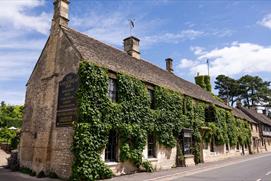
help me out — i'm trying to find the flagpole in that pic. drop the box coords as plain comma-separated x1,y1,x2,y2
207,59,210,76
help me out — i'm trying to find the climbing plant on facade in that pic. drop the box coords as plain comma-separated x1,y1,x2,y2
72,61,253,181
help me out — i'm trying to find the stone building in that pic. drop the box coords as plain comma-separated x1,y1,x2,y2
237,106,271,152
19,0,271,180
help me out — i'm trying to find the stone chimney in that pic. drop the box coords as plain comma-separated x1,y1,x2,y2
236,100,242,108
165,58,173,73
123,36,140,59
51,0,70,31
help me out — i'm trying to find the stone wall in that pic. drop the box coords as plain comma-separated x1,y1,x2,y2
19,27,80,179
203,144,248,163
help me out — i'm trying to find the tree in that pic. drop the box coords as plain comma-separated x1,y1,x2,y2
0,101,24,128
239,75,271,107
214,75,271,107
214,75,241,106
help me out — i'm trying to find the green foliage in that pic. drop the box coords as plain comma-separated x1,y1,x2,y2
72,61,253,180
142,161,154,172
72,62,113,181
215,74,271,107
0,128,16,144
154,87,186,147
195,75,212,92
0,101,23,128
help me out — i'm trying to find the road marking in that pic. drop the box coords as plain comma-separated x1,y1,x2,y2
266,171,271,176
144,153,271,181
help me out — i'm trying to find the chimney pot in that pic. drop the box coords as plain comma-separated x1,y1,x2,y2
123,36,140,59
236,100,242,108
165,58,173,73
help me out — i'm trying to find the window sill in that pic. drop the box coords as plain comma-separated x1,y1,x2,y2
147,158,158,162
184,154,194,158
105,162,119,166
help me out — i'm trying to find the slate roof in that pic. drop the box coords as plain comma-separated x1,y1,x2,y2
62,27,230,109
238,107,271,126
232,108,256,124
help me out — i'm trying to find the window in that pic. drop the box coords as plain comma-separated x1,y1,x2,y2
210,139,215,152
148,134,156,158
105,131,117,162
226,143,229,151
204,141,208,150
108,78,117,102
148,89,155,109
182,130,193,155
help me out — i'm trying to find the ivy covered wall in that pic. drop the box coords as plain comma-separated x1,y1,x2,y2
71,61,251,181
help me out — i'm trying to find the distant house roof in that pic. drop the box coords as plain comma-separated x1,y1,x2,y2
232,108,256,124
62,27,230,109
238,107,271,126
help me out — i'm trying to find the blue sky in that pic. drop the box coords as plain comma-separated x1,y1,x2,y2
0,0,271,105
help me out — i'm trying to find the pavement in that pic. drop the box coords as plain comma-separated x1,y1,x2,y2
0,167,59,181
108,152,271,181
0,152,271,181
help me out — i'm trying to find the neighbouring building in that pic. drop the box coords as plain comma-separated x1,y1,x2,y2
18,0,271,180
237,105,271,152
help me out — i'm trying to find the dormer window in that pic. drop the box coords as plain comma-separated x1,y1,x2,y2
108,78,117,102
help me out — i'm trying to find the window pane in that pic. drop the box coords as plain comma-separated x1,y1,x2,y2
148,89,154,109
108,79,117,102
105,131,117,162
148,134,156,158
183,137,192,155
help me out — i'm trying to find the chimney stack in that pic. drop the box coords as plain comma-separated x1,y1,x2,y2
236,100,242,108
51,0,70,30
123,36,140,59
165,58,173,73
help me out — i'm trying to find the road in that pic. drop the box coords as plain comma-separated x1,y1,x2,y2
0,153,271,181
171,153,271,181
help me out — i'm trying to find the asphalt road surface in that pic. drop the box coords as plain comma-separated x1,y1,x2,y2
172,154,271,181
0,153,271,181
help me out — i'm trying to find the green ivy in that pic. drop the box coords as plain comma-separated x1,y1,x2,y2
195,75,212,92
72,61,252,180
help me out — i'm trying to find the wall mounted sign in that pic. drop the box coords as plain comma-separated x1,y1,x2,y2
56,73,79,127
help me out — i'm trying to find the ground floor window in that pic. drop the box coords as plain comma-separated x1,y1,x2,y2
204,141,208,150
148,134,156,158
236,142,240,150
105,130,117,162
182,129,193,155
210,139,215,152
226,143,229,151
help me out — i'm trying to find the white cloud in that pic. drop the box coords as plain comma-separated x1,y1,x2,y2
0,90,25,105
71,11,165,48
178,42,271,77
0,51,40,81
259,13,271,29
0,0,50,34
178,58,197,69
190,46,206,55
142,29,204,46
